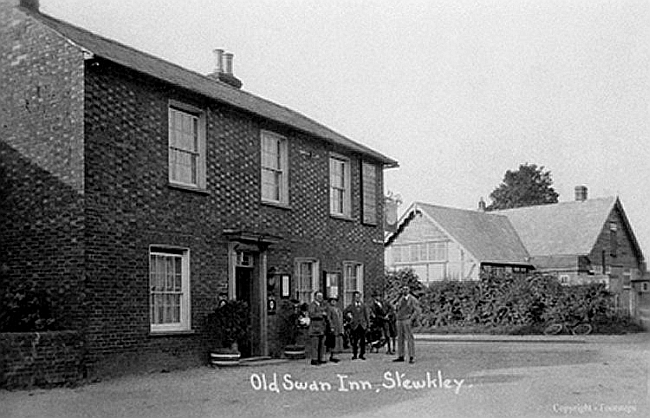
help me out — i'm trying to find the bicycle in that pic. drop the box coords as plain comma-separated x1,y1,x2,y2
543,320,593,336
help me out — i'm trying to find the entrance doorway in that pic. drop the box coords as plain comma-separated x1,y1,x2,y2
226,234,276,358
235,266,254,357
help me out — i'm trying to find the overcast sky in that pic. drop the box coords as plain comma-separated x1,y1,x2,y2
41,0,650,257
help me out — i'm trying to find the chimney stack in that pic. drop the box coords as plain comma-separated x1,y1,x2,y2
206,49,242,89
575,185,588,202
19,0,39,11
478,197,486,212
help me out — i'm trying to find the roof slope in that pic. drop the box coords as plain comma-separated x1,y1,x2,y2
27,8,397,167
415,203,531,265
496,197,616,257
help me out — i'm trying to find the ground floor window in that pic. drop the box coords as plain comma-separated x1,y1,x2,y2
343,262,364,306
149,247,191,332
295,259,320,304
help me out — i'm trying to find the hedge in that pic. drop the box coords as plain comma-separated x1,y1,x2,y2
385,269,618,332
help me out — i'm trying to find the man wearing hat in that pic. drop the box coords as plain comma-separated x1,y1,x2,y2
370,291,392,354
308,291,328,365
343,291,370,360
324,296,343,363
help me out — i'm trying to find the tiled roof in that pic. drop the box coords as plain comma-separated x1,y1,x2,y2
388,196,644,271
414,203,531,265
27,9,397,167
496,197,616,257
529,255,579,271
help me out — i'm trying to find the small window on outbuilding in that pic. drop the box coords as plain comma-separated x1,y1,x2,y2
609,221,618,257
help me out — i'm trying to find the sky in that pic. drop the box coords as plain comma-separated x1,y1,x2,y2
40,0,650,257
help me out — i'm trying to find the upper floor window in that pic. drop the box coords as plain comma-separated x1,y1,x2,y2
149,247,191,333
261,131,288,204
361,162,377,225
609,221,618,257
168,102,206,189
330,155,351,217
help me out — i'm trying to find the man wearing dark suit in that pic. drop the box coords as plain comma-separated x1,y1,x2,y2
308,291,327,365
343,291,370,360
370,291,391,353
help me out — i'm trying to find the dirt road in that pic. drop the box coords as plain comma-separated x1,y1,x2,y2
1,333,648,418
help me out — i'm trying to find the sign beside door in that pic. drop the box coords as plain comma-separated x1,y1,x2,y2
325,272,340,299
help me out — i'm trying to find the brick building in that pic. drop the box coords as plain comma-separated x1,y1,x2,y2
0,0,397,376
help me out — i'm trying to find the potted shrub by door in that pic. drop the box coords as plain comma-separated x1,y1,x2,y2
278,300,307,359
207,299,250,367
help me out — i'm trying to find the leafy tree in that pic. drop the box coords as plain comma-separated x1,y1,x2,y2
486,163,559,211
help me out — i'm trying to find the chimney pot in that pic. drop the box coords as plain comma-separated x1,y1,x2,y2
223,52,234,75
213,49,224,73
575,185,588,202
478,197,486,212
207,49,242,89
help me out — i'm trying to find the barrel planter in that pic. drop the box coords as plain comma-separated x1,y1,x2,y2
210,349,241,367
284,344,306,360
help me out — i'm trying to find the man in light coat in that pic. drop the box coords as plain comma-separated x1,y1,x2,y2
308,291,328,365
392,285,420,364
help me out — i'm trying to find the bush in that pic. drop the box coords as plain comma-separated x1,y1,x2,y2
0,281,59,332
277,299,302,347
206,300,250,349
388,269,635,335
384,268,425,303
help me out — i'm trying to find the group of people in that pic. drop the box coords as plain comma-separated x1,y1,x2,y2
306,285,419,366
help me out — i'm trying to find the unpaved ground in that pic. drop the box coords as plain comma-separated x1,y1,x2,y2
1,333,648,418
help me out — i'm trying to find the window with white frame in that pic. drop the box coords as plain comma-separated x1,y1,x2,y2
149,247,191,332
330,155,351,217
343,262,364,306
168,102,206,189
392,242,448,263
295,259,320,304
361,162,377,224
261,131,288,204
623,268,631,288
392,246,402,263
428,242,448,261
559,274,570,285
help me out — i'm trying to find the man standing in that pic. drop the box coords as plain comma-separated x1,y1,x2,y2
308,291,328,366
393,285,419,364
370,291,390,353
325,296,343,363
343,291,370,360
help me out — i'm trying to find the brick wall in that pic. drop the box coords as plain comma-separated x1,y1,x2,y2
0,331,85,388
1,1,388,378
0,2,87,330
587,204,644,315
588,204,643,276
81,59,385,373
636,290,650,330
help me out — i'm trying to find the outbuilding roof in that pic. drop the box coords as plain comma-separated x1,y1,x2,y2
25,7,397,167
386,196,645,268
388,202,532,266
496,197,617,257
